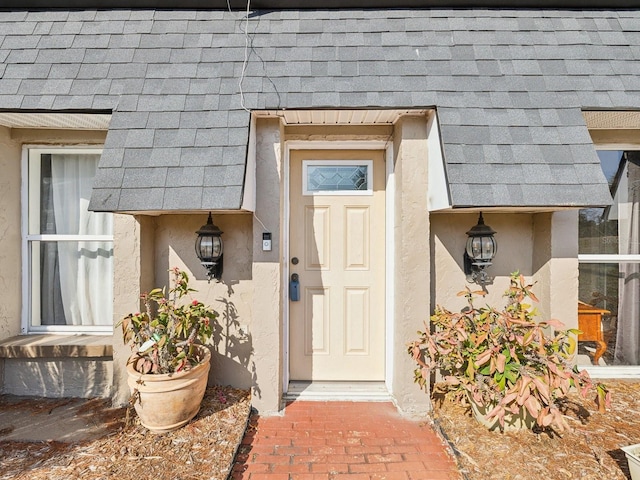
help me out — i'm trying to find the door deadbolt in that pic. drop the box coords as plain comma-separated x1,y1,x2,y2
291,257,299,265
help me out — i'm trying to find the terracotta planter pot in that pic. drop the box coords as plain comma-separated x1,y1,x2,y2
127,346,211,434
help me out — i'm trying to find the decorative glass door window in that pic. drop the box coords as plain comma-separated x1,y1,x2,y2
23,148,114,333
302,160,373,195
578,150,640,366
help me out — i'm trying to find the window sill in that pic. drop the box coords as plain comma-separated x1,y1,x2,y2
0,335,113,359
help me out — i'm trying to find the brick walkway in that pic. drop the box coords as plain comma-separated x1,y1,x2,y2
232,401,462,479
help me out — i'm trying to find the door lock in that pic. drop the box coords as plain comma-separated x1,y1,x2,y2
290,273,300,301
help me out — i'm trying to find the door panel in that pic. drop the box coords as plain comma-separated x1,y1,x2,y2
345,206,369,270
289,149,385,381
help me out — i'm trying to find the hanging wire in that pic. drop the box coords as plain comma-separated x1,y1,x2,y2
253,212,268,231
238,0,252,113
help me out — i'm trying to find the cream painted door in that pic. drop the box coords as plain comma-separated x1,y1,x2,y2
289,150,385,381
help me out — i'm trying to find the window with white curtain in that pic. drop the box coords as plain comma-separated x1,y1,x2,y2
23,148,113,333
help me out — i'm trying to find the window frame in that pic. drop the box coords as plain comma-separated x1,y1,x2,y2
21,146,113,334
578,144,640,376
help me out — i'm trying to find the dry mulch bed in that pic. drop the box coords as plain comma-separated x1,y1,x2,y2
1,381,639,479
433,379,640,480
0,386,251,480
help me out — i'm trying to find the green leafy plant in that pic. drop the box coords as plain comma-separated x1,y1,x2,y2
121,267,218,375
409,272,610,431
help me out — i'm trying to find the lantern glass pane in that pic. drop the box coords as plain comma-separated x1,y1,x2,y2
481,237,496,260
467,236,496,262
198,236,213,259
197,235,222,261
212,237,222,258
466,237,481,259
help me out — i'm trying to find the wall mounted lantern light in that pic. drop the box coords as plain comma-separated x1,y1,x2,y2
463,212,497,287
195,212,224,282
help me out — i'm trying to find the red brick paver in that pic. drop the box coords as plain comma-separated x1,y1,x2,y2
232,401,461,480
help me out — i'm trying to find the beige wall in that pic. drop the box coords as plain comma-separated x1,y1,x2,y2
111,212,257,405
251,118,284,414
111,214,155,405
4,358,112,398
154,214,256,389
0,127,22,341
431,213,534,311
533,211,579,331
391,115,432,416
431,210,579,334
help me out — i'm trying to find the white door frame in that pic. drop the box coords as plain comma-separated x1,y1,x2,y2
282,140,395,394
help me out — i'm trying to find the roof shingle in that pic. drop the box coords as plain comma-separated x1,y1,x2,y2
1,8,636,211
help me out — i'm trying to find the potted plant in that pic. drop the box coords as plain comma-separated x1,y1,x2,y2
121,267,218,434
409,272,610,432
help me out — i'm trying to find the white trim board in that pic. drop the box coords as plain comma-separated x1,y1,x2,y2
284,381,391,402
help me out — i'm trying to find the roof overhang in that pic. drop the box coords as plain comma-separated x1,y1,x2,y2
256,109,431,126
583,111,640,130
0,112,111,130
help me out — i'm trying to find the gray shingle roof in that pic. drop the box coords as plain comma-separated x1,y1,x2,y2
1,9,638,211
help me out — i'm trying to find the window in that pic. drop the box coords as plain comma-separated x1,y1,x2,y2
303,160,373,195
23,148,113,333
579,150,640,366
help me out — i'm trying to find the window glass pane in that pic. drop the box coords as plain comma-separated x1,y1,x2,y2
307,165,368,192
27,149,114,331
34,240,114,327
38,153,113,236
578,263,640,366
579,151,624,254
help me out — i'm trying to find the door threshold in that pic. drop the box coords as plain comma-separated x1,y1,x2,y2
284,381,391,402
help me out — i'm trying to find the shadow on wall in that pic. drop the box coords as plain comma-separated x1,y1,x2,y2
209,282,260,399
152,214,258,396
431,213,535,277
190,214,253,284
3,358,113,398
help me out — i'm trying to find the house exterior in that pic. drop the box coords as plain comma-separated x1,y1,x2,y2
0,4,638,415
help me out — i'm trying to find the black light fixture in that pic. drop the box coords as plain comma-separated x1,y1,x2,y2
195,212,224,282
464,212,497,287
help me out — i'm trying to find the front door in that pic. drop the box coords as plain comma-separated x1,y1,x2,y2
289,149,385,381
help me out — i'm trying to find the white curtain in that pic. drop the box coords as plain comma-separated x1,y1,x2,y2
51,154,113,326
614,153,640,365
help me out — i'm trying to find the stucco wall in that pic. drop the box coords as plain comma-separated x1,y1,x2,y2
3,358,112,398
533,211,579,331
431,210,579,333
251,118,284,414
0,127,22,341
152,213,256,391
391,115,432,417
111,214,156,405
111,211,259,405
431,213,534,311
